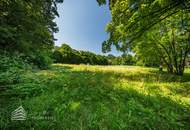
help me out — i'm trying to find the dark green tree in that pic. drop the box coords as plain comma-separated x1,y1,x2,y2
53,44,109,65
0,0,63,68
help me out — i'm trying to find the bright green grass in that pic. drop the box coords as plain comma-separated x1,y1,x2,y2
1,64,190,130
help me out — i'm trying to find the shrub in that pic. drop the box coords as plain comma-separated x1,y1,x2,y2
28,50,53,69
0,51,31,86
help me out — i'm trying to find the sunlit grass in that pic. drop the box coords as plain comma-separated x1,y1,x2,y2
1,64,190,129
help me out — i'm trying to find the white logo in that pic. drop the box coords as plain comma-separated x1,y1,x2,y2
11,106,26,121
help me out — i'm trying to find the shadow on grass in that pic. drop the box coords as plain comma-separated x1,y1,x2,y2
183,71,190,82
1,65,190,130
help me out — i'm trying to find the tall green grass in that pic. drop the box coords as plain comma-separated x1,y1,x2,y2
0,64,190,130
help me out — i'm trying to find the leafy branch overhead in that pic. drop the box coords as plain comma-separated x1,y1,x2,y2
96,0,107,6
103,0,190,47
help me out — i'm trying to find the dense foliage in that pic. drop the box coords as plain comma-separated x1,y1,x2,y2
0,51,32,94
107,0,190,42
53,44,109,65
140,14,190,75
101,0,190,75
0,0,63,68
107,54,136,65
52,44,136,65
133,40,160,67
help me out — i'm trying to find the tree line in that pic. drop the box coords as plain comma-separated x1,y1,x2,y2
52,44,136,65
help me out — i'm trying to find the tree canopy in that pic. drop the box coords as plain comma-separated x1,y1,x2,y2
53,44,109,65
100,0,190,75
102,0,190,48
53,44,136,65
0,0,63,68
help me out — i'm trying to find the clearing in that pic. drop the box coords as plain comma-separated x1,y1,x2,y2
1,64,190,129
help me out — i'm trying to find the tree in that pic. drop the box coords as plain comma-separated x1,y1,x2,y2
100,0,190,51
121,53,136,65
105,0,190,43
134,14,190,75
53,44,74,63
100,0,190,75
133,33,161,67
53,44,109,65
0,0,63,68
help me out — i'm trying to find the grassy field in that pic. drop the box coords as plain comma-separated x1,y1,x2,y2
1,64,190,130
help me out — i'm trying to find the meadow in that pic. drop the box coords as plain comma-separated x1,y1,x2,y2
1,64,190,130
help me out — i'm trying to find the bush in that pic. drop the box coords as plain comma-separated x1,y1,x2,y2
0,51,31,86
28,50,53,69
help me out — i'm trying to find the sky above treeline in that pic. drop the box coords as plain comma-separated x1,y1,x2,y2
54,0,121,56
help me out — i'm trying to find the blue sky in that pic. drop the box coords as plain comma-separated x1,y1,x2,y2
54,0,121,56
